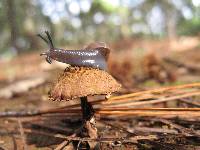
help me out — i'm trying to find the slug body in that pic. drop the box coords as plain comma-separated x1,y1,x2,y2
38,31,110,70
49,48,109,70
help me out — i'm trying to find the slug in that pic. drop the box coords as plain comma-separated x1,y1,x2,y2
38,31,110,70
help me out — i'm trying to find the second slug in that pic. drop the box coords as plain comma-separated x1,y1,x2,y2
38,31,110,70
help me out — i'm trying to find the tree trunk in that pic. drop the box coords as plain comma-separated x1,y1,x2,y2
6,0,19,54
166,9,177,41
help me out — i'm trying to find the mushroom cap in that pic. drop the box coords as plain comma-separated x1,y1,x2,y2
49,67,121,100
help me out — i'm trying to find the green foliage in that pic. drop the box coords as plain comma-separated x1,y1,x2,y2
178,17,200,36
91,0,118,14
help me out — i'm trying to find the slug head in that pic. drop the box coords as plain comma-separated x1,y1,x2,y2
38,31,54,64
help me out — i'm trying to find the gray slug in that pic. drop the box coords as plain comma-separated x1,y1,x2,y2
38,31,110,70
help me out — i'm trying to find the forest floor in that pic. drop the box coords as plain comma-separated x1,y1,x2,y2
0,36,200,149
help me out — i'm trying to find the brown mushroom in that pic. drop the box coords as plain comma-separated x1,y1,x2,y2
50,67,121,101
49,67,121,149
48,43,121,149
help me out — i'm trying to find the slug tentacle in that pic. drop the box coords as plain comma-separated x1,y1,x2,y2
44,31,54,49
38,31,54,64
37,34,49,44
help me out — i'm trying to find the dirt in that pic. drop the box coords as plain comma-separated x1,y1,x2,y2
0,38,200,149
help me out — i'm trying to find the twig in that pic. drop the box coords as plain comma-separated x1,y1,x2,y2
107,91,200,107
97,108,200,111
0,109,80,117
17,119,27,150
1,108,200,118
96,89,199,107
97,110,200,117
99,95,156,105
108,82,200,101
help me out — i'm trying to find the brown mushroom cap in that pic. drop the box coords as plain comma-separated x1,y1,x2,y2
49,67,121,100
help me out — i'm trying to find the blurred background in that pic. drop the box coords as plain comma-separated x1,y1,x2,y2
1,1,200,149
1,0,200,56
0,0,200,89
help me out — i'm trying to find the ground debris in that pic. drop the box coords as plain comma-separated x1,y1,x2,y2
1,114,200,149
0,46,200,149
0,77,46,99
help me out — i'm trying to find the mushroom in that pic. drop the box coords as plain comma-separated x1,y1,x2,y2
50,67,121,101
49,67,121,149
38,32,121,149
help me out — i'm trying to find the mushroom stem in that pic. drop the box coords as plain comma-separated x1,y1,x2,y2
80,96,94,120
80,96,98,149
